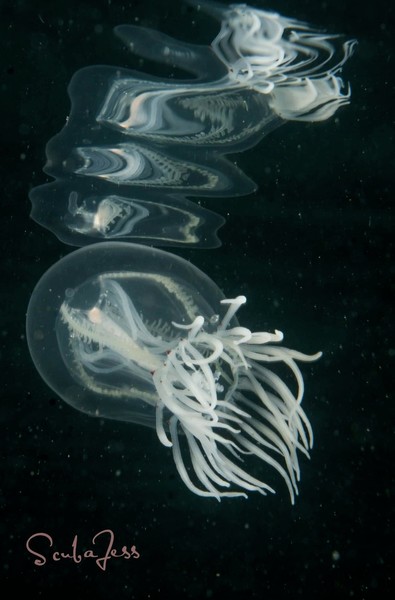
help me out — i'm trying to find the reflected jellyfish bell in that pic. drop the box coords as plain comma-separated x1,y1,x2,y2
27,242,321,502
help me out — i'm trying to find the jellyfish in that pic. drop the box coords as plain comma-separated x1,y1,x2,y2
27,243,321,501
29,1,355,247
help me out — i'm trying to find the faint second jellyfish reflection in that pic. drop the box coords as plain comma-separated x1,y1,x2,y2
27,243,321,501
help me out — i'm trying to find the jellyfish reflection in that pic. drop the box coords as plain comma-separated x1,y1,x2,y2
27,243,321,501
29,183,225,248
29,1,355,247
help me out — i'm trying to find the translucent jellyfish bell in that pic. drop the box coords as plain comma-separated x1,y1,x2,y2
27,243,321,501
27,243,225,427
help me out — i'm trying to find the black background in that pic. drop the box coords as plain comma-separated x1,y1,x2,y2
1,0,394,597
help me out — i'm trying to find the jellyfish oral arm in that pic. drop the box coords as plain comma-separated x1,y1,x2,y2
60,301,162,373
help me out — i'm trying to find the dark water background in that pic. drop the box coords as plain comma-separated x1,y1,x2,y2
1,0,394,597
